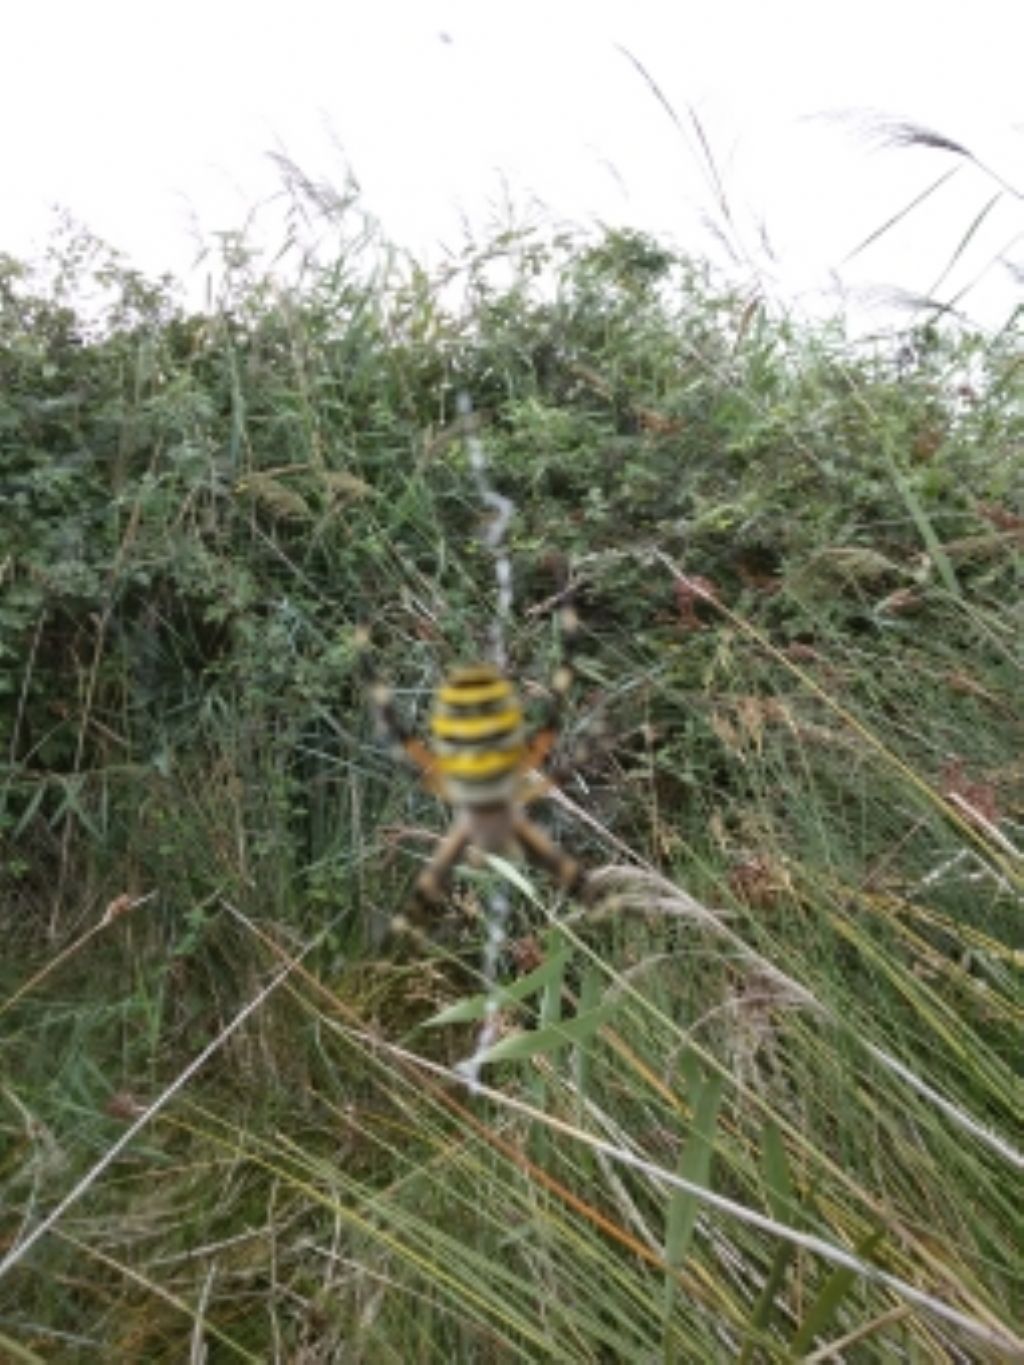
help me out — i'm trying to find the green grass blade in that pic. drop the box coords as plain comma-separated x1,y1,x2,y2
663,1071,726,1331
788,1227,886,1356
479,1001,619,1063
424,944,571,1025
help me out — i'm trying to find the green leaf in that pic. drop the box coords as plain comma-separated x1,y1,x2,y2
788,1226,886,1355
663,1071,725,1332
481,853,541,903
760,1120,796,1224
665,1072,725,1270
736,1119,805,1361
880,436,961,598
677,1047,703,1101
738,1243,797,1365
424,945,571,1026
476,1001,619,1063
539,926,566,1028
13,780,48,839
49,775,101,840
573,965,603,1096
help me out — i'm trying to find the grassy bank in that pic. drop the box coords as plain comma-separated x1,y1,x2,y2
1,201,1021,1361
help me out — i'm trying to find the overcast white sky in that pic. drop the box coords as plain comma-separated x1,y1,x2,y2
4,0,1022,330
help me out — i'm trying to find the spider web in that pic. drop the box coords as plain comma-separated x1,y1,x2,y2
455,389,515,1088
458,390,514,668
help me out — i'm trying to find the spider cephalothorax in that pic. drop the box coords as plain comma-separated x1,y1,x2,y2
373,610,589,913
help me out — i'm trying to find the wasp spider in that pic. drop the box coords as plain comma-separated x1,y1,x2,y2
372,608,590,914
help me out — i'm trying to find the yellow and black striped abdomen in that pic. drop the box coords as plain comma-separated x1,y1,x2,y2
429,664,526,806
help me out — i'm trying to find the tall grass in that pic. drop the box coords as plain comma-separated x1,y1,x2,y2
1,181,1021,1361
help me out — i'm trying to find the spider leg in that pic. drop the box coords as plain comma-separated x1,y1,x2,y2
521,728,557,773
512,813,590,902
515,768,553,808
412,812,474,912
546,604,581,725
371,683,447,796
519,604,582,784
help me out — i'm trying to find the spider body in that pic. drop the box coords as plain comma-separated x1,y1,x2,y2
429,664,527,807
373,611,589,914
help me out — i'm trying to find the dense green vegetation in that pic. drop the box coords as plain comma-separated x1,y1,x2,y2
1,200,1021,1361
